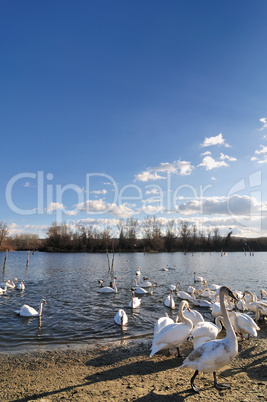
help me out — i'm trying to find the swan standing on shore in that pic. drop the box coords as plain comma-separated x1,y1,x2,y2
150,300,193,357
15,299,47,317
177,286,238,393
189,316,224,349
228,311,260,339
243,290,267,313
152,312,174,339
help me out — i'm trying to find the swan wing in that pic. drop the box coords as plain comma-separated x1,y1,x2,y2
16,304,38,316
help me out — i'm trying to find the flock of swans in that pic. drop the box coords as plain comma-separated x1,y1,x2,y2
0,277,46,317
98,268,266,393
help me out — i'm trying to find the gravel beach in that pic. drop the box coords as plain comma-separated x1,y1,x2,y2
1,321,266,402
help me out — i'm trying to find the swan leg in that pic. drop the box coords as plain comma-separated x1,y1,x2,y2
213,372,230,390
191,370,201,393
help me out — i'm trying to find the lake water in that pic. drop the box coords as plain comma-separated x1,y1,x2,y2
0,250,266,353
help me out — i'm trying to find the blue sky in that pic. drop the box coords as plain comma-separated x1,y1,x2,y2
1,1,267,238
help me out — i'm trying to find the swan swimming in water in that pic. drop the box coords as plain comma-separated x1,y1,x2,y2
194,272,205,283
16,280,25,291
0,282,9,294
128,291,141,309
164,289,175,309
176,286,238,393
15,299,47,317
98,277,117,293
114,309,128,327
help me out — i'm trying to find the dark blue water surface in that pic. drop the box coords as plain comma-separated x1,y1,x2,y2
0,251,265,352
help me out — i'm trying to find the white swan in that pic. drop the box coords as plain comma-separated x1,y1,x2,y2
7,278,18,288
138,277,153,288
150,300,193,357
228,311,260,339
260,289,267,298
152,312,174,340
136,266,141,276
1,278,18,289
15,299,47,317
128,291,141,309
169,281,181,291
0,282,9,294
16,280,25,291
190,291,213,308
183,308,204,328
176,286,238,393
131,279,155,294
210,293,234,318
98,277,117,293
255,304,267,321
198,282,216,300
187,285,195,294
189,316,224,349
194,272,205,283
243,290,267,313
176,283,194,301
114,309,128,327
164,289,175,309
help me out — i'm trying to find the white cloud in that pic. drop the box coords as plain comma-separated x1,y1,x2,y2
198,156,229,170
177,195,263,217
255,145,267,155
75,199,134,218
177,160,194,176
251,145,267,163
135,171,166,182
219,153,237,162
201,133,230,148
47,202,65,212
91,189,108,194
200,151,211,156
135,160,193,182
146,187,160,195
259,117,267,131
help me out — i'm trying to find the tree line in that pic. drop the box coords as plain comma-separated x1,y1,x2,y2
1,219,267,253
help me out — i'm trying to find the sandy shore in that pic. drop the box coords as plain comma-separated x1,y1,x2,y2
1,323,266,402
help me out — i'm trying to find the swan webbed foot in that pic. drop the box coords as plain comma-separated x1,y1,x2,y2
191,370,201,393
213,372,230,390
191,382,201,393
215,382,230,390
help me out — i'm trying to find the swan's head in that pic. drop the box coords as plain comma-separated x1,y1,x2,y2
14,278,18,281
41,299,47,305
220,286,238,301
184,300,190,312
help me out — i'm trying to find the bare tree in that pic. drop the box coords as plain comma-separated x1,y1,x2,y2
0,222,8,248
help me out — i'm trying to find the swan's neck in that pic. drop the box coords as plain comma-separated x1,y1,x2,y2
214,315,223,332
38,302,44,316
244,290,254,303
178,302,193,330
220,291,236,340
